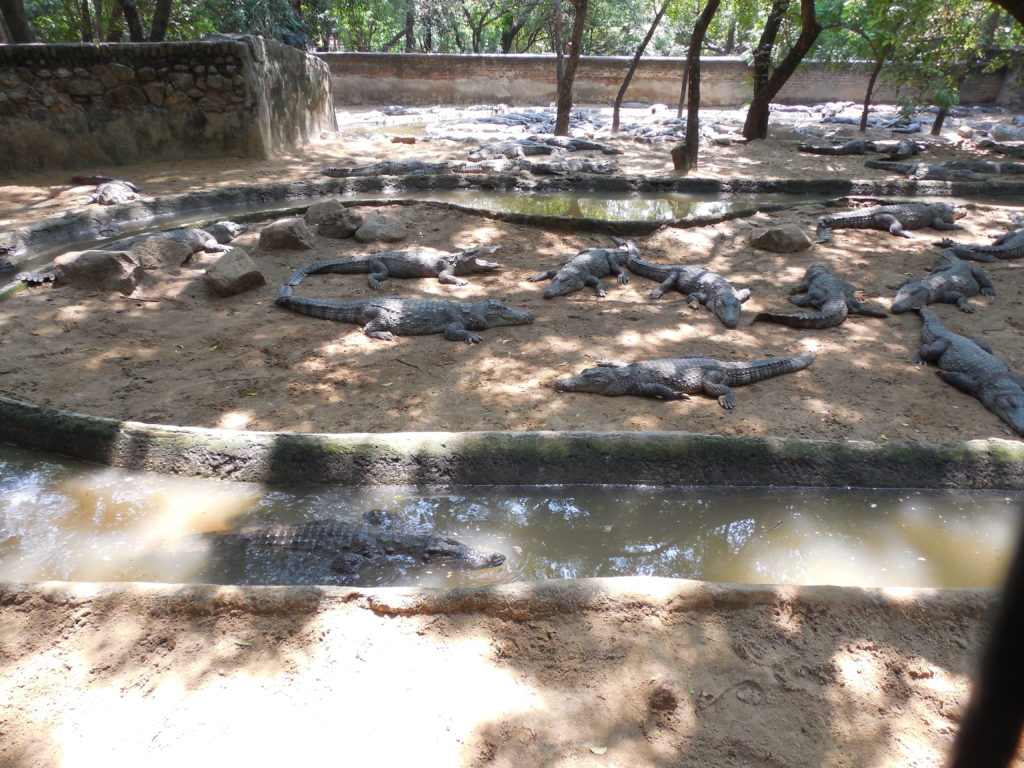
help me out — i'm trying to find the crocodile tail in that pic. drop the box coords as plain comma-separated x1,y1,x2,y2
303,258,370,276
276,293,362,323
726,352,817,385
751,308,844,329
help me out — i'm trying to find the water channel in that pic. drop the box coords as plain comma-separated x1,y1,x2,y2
1,444,1019,590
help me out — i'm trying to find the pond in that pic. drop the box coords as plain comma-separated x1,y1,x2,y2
1,444,1019,590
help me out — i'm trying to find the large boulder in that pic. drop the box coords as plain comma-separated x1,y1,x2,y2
258,217,315,250
750,225,812,253
52,250,142,295
205,247,267,297
304,199,345,226
129,236,193,269
354,215,408,244
317,208,364,239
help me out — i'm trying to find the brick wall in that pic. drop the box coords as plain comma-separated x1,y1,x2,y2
0,36,336,176
319,53,1006,108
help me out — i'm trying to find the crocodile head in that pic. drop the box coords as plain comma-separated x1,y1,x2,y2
419,533,506,569
706,293,743,328
936,203,968,223
455,248,503,275
543,272,584,297
480,299,534,327
980,378,1024,437
554,366,628,396
891,284,929,314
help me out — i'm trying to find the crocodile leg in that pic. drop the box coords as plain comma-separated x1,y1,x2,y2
734,288,751,303
700,370,734,409
849,300,888,318
650,274,679,299
936,370,983,396
934,292,975,313
367,260,390,290
916,339,951,363
605,254,629,284
443,323,483,343
973,269,996,297
527,269,558,283
362,313,396,340
584,275,608,297
436,268,469,286
874,213,914,238
930,217,963,232
685,291,705,310
634,383,691,400
788,294,814,307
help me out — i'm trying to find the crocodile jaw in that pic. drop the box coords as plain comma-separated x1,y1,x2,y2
982,382,1024,437
554,367,624,395
891,287,928,314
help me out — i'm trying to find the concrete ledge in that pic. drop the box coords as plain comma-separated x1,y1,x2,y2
2,395,1023,489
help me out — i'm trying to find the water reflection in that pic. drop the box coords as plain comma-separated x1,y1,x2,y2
0,445,1019,589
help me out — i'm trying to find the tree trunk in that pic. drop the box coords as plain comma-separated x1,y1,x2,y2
118,0,145,41
554,0,587,136
674,0,721,173
0,0,35,42
0,10,9,42
79,0,93,40
990,0,1024,28
553,0,565,88
405,0,415,52
148,0,172,41
106,4,124,41
381,28,406,51
930,106,948,136
742,0,821,141
676,62,688,118
91,0,104,41
611,1,668,133
859,46,890,133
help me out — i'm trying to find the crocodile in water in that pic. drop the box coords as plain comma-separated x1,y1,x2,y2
276,286,533,342
752,265,887,329
621,242,750,328
554,350,816,409
203,518,506,580
528,243,629,297
816,201,966,243
915,307,1024,436
891,250,995,313
286,246,502,289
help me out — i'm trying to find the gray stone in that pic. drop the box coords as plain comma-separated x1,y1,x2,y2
354,215,407,244
65,79,104,97
110,63,135,82
130,237,194,269
52,250,142,295
992,124,1024,142
318,208,364,239
205,247,267,296
750,224,813,253
304,199,345,225
258,217,315,250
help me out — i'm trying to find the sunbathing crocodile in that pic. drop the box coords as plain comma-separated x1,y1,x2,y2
935,228,1024,262
276,286,533,342
816,201,966,243
863,159,987,181
915,307,1024,436
287,246,502,289
554,350,816,409
85,179,140,205
203,518,506,580
622,245,750,328
878,138,922,161
752,265,887,329
797,139,875,155
528,243,629,297
321,159,453,177
103,221,244,259
891,250,995,313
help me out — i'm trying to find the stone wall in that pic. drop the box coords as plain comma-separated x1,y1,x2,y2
320,52,1006,108
0,36,336,176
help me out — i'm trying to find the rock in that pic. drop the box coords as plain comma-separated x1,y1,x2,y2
992,124,1024,142
205,247,266,296
957,125,975,139
354,215,407,244
258,217,315,250
304,199,345,226
129,237,193,269
318,208,364,239
750,224,812,253
52,250,142,295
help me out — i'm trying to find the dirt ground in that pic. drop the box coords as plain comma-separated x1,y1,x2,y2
2,104,1024,768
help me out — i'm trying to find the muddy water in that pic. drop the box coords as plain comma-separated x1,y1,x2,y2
0,445,1019,590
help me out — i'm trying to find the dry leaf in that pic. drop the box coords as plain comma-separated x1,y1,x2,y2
590,747,607,755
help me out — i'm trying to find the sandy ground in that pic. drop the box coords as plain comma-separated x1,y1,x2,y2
2,104,1024,768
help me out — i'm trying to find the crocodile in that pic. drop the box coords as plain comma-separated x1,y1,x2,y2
528,135,624,155
879,138,922,161
891,250,995,313
797,138,875,155
203,518,506,580
915,307,1024,436
935,228,1024,263
863,159,987,181
816,201,966,243
276,287,533,342
86,179,140,205
752,265,888,329
321,159,453,177
622,246,750,328
528,244,629,298
288,246,502,289
103,221,244,259
944,160,1024,175
553,350,816,409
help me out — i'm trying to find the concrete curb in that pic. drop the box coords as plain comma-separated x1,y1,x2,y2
1,395,1023,489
